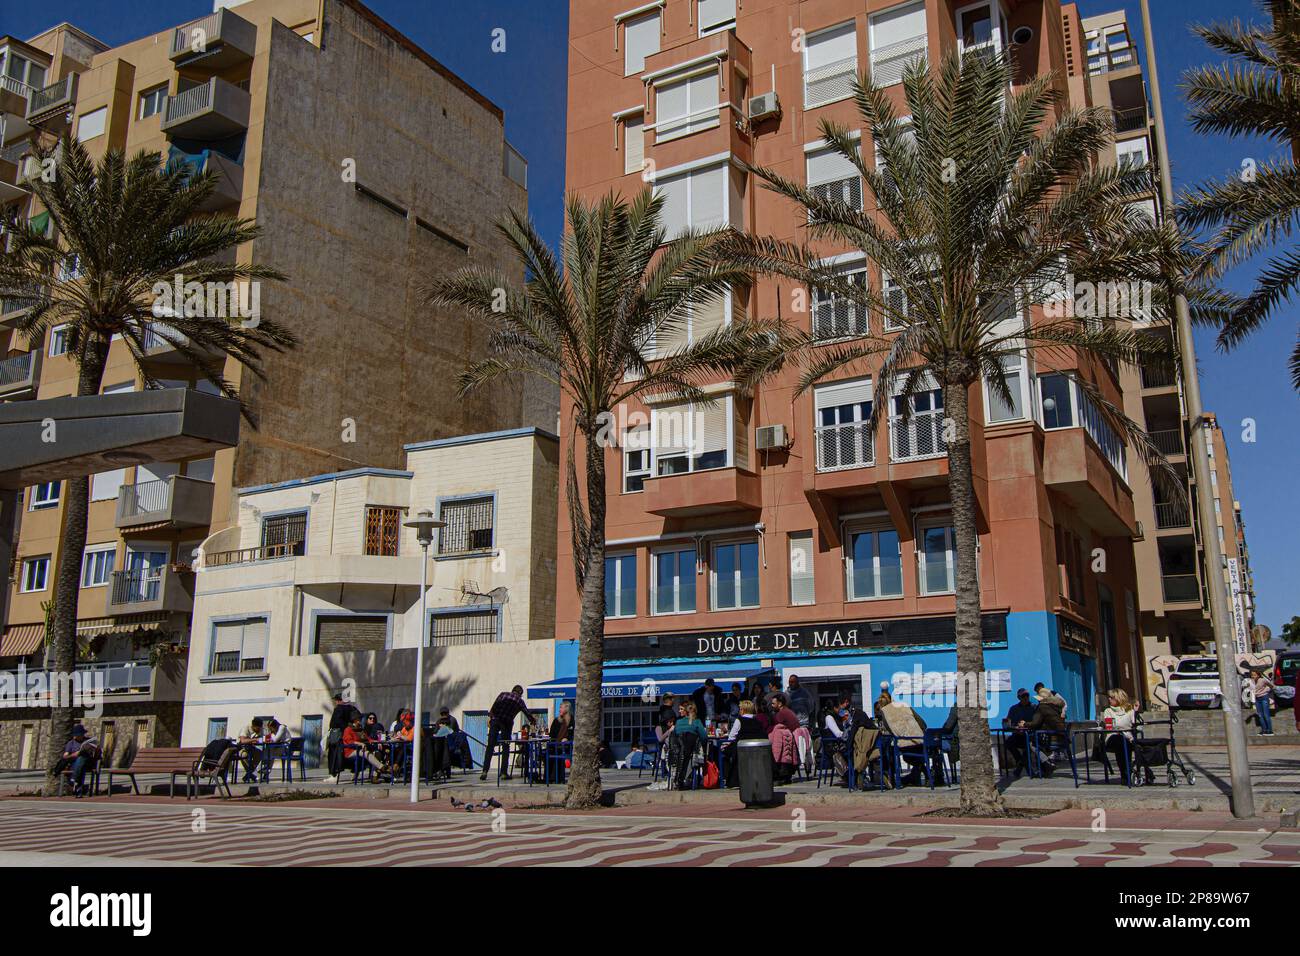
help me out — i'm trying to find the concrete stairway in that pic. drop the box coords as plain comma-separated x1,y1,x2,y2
1162,707,1299,746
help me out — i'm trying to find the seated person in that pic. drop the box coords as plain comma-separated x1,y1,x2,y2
877,695,929,785
722,700,768,786
343,715,388,780
1004,688,1038,774
548,701,574,742
55,724,101,796
624,741,648,769
234,718,265,783
260,718,292,776
1021,687,1067,775
671,703,708,788
1100,688,1150,784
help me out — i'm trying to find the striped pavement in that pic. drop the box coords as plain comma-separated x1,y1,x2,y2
1,798,1298,866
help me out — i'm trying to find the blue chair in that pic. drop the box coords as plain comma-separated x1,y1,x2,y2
637,732,661,779
1028,729,1078,784
886,734,931,788
922,729,957,788
816,735,845,788
545,741,572,784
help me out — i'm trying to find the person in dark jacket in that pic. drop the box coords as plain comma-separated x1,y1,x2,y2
1016,687,1065,776
479,685,537,780
1003,688,1037,774
548,701,574,741
325,693,362,779
691,679,724,724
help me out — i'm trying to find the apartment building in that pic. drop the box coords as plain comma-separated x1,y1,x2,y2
553,0,1155,753
178,426,559,765
0,0,556,768
1072,8,1259,697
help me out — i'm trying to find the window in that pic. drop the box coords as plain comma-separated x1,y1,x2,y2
814,378,874,471
1036,374,1127,478
76,107,107,143
847,527,903,599
29,481,60,510
81,544,116,588
804,21,857,108
918,522,956,594
806,141,862,213
138,85,167,119
49,324,70,357
4,52,45,89
430,609,499,647
986,352,1029,423
653,547,696,614
869,0,927,87
712,539,759,610
624,429,651,492
206,718,228,741
20,556,49,592
652,399,731,475
262,511,307,556
209,617,268,675
655,163,729,239
1038,374,1074,428
91,469,127,502
655,69,719,142
1115,137,1149,171
957,1,1007,60
812,266,868,339
605,553,637,618
789,531,815,606
364,505,402,556
623,10,660,76
881,271,909,330
439,496,494,555
313,614,388,653
623,114,645,176
698,0,736,34
889,372,947,462
650,292,730,356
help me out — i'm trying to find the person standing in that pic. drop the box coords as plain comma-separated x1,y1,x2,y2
479,685,537,780
323,692,362,782
691,679,722,724
1253,668,1276,736
786,675,814,729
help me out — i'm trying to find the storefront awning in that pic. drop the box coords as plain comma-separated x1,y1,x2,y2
527,668,753,702
0,624,45,657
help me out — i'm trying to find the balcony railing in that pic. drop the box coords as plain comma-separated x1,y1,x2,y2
0,350,38,393
116,475,215,530
869,34,928,88
805,55,857,107
1150,428,1184,456
889,408,947,463
204,543,296,568
171,11,222,56
161,77,251,138
1161,573,1200,603
0,76,34,101
1155,501,1190,529
18,661,155,700
0,140,32,165
1141,364,1176,389
1,292,43,318
170,7,257,68
1114,107,1148,134
26,73,76,121
816,420,875,472
110,567,165,607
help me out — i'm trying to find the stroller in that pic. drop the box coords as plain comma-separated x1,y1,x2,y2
1129,709,1196,788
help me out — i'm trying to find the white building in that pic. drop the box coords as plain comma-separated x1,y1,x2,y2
179,427,559,765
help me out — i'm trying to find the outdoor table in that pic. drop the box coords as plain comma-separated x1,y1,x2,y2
256,740,292,782
492,736,551,786
1069,726,1134,788
707,735,733,788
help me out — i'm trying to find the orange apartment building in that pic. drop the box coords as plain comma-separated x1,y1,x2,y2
544,0,1158,751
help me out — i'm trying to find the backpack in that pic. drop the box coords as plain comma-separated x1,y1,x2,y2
201,738,233,765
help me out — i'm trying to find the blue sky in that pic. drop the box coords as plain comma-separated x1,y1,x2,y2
6,1,1293,633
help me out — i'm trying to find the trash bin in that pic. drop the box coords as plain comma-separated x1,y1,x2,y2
737,738,774,807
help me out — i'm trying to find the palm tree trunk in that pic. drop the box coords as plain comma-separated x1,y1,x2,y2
41,340,108,794
564,426,607,809
944,380,1003,815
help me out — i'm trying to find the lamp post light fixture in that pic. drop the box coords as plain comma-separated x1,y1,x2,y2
403,508,444,804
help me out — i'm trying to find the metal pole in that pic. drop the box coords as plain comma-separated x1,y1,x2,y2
1139,0,1255,818
410,541,428,803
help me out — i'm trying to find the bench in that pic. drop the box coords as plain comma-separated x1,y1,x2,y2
104,747,206,798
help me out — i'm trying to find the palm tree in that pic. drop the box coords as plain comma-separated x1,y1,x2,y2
424,189,791,809
1180,0,1300,389
722,50,1187,814
0,135,294,793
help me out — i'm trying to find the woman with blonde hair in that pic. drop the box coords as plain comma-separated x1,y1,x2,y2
1100,687,1149,784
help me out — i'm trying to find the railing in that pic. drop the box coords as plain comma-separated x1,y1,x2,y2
1155,501,1190,530
805,54,857,107
816,421,875,471
0,140,32,165
27,74,75,116
1141,364,1176,389
110,568,165,607
0,351,35,388
0,76,34,100
808,175,863,213
1,293,42,316
1161,573,1200,603
204,543,295,568
889,408,947,463
172,12,221,56
18,661,154,699
1150,428,1184,456
504,142,527,188
869,34,927,88
1077,390,1128,480
1113,107,1148,134
164,80,214,125
117,478,173,521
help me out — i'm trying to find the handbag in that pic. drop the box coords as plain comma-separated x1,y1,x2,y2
326,728,342,746
702,760,720,789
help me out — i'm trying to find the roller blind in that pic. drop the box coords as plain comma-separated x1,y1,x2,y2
692,165,725,228
872,0,926,48
624,116,645,175
657,174,688,236
815,377,873,409
807,21,857,68
697,400,728,455
624,12,660,74
807,145,858,186
212,621,243,654
789,531,815,605
698,0,735,30
692,294,728,340
654,403,690,456
241,619,268,662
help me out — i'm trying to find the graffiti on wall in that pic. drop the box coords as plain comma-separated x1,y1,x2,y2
1147,651,1277,707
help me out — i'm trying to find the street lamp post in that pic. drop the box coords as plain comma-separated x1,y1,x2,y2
1138,0,1255,818
403,509,444,805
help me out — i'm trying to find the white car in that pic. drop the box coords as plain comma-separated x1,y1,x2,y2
1167,657,1225,709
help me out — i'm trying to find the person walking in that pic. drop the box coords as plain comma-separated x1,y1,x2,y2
479,685,537,780
1252,669,1276,737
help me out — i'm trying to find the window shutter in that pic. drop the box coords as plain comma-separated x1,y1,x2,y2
656,77,690,125
213,622,242,655
654,403,690,458
691,294,728,341
789,532,815,605
654,318,690,357
657,174,688,237
733,395,750,470
691,165,725,228
315,616,387,654
805,22,858,106
815,377,873,410
698,0,735,31
696,401,729,456
872,0,926,48
624,12,660,74
689,72,718,116
623,116,645,175
241,619,268,666
806,145,858,186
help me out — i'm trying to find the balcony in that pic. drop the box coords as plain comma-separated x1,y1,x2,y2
116,475,215,531
889,409,947,464
105,566,194,616
1155,500,1190,530
0,350,41,397
1043,426,1136,536
0,75,36,116
1,292,43,323
644,466,762,517
1150,428,1184,457
1113,107,1149,134
1140,364,1176,390
167,147,243,210
1161,573,1201,604
26,73,77,124
869,34,928,88
203,543,297,568
17,659,186,703
816,421,875,472
161,77,250,140
170,7,257,70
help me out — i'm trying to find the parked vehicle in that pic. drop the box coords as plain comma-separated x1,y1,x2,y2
1167,657,1225,709
1273,652,1300,708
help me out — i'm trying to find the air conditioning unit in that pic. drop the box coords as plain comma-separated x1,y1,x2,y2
755,424,788,450
748,91,781,123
